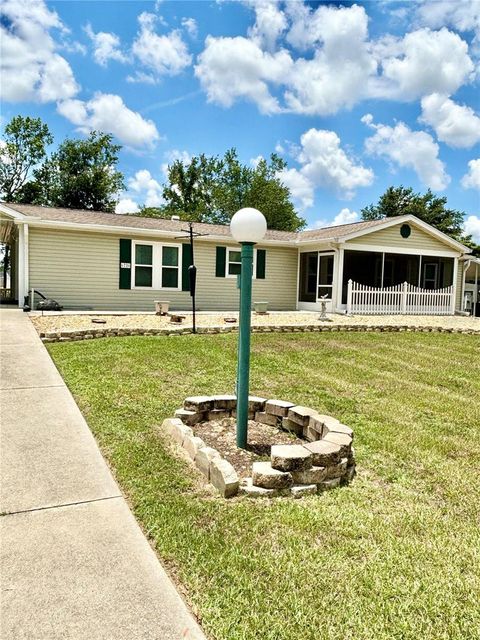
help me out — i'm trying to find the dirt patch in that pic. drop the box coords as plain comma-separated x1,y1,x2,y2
193,417,303,478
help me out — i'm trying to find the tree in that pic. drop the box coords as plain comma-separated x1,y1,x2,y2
361,186,467,241
29,132,125,212
159,148,306,231
0,116,53,201
162,154,219,221
135,206,167,218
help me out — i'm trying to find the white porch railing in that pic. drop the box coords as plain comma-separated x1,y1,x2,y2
346,280,454,316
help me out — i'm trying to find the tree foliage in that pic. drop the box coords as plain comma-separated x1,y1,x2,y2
0,116,53,201
158,148,305,231
1,116,125,213
29,132,124,212
361,186,478,253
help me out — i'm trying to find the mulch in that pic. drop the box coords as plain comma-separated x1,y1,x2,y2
192,417,303,478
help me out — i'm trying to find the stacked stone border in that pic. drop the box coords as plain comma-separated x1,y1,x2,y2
40,323,478,343
161,395,356,498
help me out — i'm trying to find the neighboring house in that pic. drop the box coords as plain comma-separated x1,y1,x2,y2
0,202,477,316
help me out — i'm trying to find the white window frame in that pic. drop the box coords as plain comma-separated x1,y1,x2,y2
316,251,334,300
225,247,258,279
131,240,182,291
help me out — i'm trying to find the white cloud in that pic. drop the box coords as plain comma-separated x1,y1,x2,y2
195,3,475,117
312,207,360,229
332,208,360,226
277,129,373,209
195,35,292,114
371,28,474,101
0,0,79,103
461,158,480,189
285,5,375,115
115,198,139,214
128,169,164,207
464,215,480,242
181,17,198,38
126,71,157,85
277,167,314,210
247,0,287,51
416,0,480,50
296,129,374,199
85,24,127,66
420,93,480,148
57,93,160,149
364,117,450,191
132,12,191,78
250,155,263,168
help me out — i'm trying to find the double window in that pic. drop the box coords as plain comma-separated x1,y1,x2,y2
132,241,181,290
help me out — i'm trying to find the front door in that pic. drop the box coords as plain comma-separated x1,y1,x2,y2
423,263,438,289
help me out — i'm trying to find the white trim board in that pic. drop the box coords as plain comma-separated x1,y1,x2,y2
339,242,460,258
339,214,469,253
131,239,182,291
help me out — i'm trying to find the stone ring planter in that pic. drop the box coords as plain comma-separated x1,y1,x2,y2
161,395,356,498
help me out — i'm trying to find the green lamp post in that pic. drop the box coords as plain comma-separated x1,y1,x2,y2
230,207,267,449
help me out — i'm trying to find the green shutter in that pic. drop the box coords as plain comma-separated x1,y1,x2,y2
119,239,132,289
182,243,193,291
256,249,266,279
215,246,226,277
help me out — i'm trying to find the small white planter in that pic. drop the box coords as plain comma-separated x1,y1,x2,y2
155,300,170,315
254,301,268,314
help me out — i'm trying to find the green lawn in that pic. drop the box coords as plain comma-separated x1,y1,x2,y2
48,332,480,640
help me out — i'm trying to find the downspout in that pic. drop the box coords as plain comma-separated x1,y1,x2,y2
16,222,29,308
331,246,339,312
475,262,479,318
451,257,458,315
24,223,29,305
461,259,471,313
17,224,24,308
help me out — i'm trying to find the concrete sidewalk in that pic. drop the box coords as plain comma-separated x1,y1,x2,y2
0,309,206,640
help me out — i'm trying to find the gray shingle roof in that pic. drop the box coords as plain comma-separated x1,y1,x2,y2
3,203,297,241
1,203,402,244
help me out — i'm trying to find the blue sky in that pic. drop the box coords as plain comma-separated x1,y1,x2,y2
1,0,479,240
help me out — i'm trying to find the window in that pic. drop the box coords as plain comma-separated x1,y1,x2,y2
227,249,242,276
225,248,258,278
134,244,153,287
132,241,181,290
162,245,179,288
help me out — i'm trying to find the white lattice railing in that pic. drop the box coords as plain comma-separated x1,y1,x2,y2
346,280,454,316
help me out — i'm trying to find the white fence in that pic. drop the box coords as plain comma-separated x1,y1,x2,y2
346,280,454,316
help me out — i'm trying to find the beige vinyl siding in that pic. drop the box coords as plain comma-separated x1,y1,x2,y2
347,222,455,253
455,261,463,311
28,228,298,311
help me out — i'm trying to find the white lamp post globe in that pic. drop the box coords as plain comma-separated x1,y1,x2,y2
230,207,267,243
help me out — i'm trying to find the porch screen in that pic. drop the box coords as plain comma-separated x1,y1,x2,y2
299,252,318,302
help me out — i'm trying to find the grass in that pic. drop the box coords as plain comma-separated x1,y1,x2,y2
48,331,480,640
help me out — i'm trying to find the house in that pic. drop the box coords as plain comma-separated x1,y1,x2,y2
0,202,478,316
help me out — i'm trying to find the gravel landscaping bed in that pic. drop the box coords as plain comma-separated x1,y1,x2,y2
30,310,480,334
